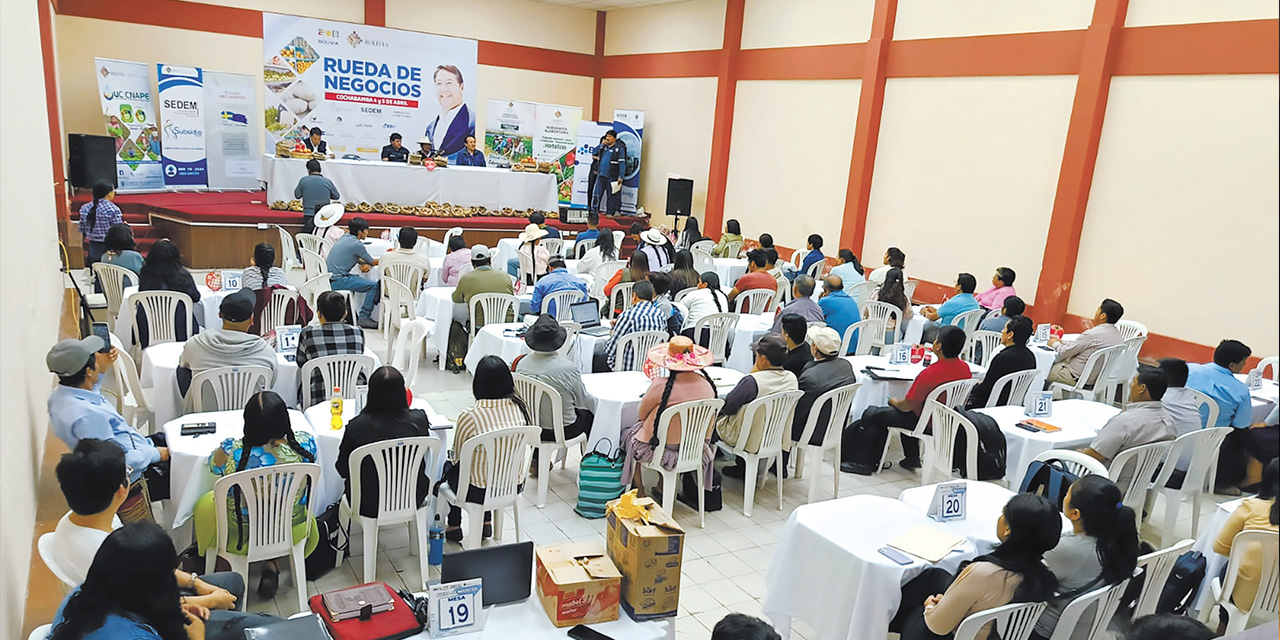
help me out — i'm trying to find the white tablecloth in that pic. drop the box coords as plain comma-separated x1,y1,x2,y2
1191,498,1243,614
1236,374,1278,422
974,399,1121,489
120,284,221,333
714,258,747,286
580,367,745,453
725,313,775,372
842,355,986,420
415,287,533,368
403,593,671,640
763,495,980,640
261,155,558,213
899,480,1072,555
464,322,607,374
164,409,319,529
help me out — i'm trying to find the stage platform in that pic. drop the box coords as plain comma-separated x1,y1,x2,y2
71,191,633,269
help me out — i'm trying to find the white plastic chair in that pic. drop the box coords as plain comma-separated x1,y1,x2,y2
574,238,595,259
380,275,418,359
297,273,332,316
638,398,724,528
733,289,775,315
613,330,668,372
125,290,196,351
840,318,882,357
390,318,432,391
859,300,903,349
37,532,77,589
848,280,879,305
543,289,587,322
693,313,739,364
689,239,714,255
296,233,331,257
299,247,325,281
1030,449,1109,479
27,624,52,640
984,369,1039,408
955,601,1045,640
950,309,985,338
720,240,743,258
383,261,426,293
342,436,442,586
261,289,302,336
590,260,627,301
435,425,539,550
1107,440,1173,523
109,341,155,434
773,281,792,308
903,279,919,300
1116,319,1148,341
275,225,299,271
921,401,980,485
716,391,803,517
1148,427,1232,545
441,226,464,252
673,287,696,304
1109,335,1148,407
1199,529,1280,633
691,248,715,275
1133,539,1194,618
963,330,1004,368
804,258,825,279
878,379,977,474
608,282,636,319
206,462,320,613
791,382,861,503
542,238,564,257
185,366,272,414
559,321,582,362
92,262,134,330
512,374,589,508
1048,579,1130,640
298,354,376,409
1048,343,1126,403
611,229,625,249
468,293,518,341
1256,356,1279,383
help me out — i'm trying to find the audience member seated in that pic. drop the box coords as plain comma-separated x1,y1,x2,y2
100,223,143,282
1046,298,1124,388
771,274,824,333
604,251,651,314
192,391,319,600
1124,614,1215,640
1187,339,1265,494
137,239,202,345
868,246,906,286
530,257,587,317
841,326,971,475
336,366,433,520
513,315,594,444
621,222,644,260
51,439,254,620
448,244,513,372
325,216,381,329
817,275,861,352
47,336,170,500
638,228,675,272
510,223,551,284
717,334,799,478
763,248,789,293
1158,358,1205,482
979,295,1026,333
711,218,743,258
790,327,856,453
1079,366,1175,487
574,211,601,250
1032,475,1139,640
435,356,533,541
530,211,560,239
49,522,282,640
712,613,781,640
779,313,814,378
975,267,1017,311
178,288,277,397
966,316,1037,409
829,249,865,291
675,217,708,250
889,493,1060,640
594,281,666,372
727,250,779,313
381,227,433,289
647,272,686,336
921,272,981,342
240,242,287,291
440,235,472,287
669,249,701,295
796,234,826,279
680,272,731,343
296,291,367,405
874,267,914,342
315,204,347,254
618,338,718,499
575,227,619,278
1211,458,1278,620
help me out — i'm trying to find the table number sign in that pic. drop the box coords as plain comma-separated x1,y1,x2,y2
927,482,967,523
352,384,368,415
428,578,483,636
221,270,243,291
275,325,302,353
1025,391,1053,418
889,343,912,365
1246,370,1263,391
1034,324,1052,343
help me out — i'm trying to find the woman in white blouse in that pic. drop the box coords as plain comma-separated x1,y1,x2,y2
679,272,730,338
575,228,618,276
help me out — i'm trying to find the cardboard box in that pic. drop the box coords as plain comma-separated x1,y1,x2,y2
605,497,686,620
534,542,621,628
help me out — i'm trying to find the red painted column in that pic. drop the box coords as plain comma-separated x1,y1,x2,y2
837,0,897,256
701,0,745,239
592,11,605,121
1033,0,1129,324
365,0,385,27
38,0,69,221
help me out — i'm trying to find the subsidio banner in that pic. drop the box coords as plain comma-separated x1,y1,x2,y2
612,109,645,214
571,121,611,210
484,98,535,168
262,14,478,161
204,71,259,189
533,104,582,208
157,64,208,188
94,58,164,191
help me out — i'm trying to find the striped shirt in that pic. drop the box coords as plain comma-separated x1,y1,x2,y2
603,300,669,370
78,199,123,242
454,398,532,488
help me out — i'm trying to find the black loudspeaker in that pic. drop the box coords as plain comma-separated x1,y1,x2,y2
68,134,117,190
666,177,693,217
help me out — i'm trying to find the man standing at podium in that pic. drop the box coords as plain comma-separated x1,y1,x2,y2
591,130,625,216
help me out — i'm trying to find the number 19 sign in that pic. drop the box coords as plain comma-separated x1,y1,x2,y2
428,578,483,636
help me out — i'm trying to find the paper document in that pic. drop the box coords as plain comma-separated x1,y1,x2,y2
887,525,965,563
611,181,622,194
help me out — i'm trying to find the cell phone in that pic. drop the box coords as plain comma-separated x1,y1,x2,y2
1013,422,1041,433
878,546,915,566
283,354,296,362
567,625,615,640
92,322,112,353
180,422,217,436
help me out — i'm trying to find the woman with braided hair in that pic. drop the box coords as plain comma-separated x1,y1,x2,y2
193,391,319,600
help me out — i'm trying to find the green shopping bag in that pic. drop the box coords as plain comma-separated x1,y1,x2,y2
575,439,626,519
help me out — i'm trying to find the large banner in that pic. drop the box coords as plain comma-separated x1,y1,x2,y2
612,109,645,214
204,71,260,189
94,58,164,191
262,14,478,161
571,121,611,210
156,64,208,188
533,104,582,208
484,98,535,168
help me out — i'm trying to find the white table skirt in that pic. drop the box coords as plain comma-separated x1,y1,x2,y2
580,367,745,454
164,409,319,529
261,155,557,213
463,322,607,374
725,313,776,372
713,258,747,286
403,592,672,640
1236,374,1278,422
763,495,980,640
418,288,457,365
974,399,1121,489
1192,498,1243,614
842,355,986,421
898,480,1072,556
120,284,221,333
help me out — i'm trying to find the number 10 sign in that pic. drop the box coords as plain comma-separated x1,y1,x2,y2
428,579,483,636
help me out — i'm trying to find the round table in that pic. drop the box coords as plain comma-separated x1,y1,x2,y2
974,399,1121,489
725,313,776,372
713,258,747,285
415,287,533,368
579,366,745,453
463,322,608,374
841,355,987,420
898,480,1072,555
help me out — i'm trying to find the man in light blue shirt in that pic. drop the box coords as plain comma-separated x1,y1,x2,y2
46,337,168,493
530,257,588,317
817,274,861,353
920,272,981,342
1186,339,1255,492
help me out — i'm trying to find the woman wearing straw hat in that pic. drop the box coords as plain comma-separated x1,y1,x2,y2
313,202,346,257
619,337,719,498
515,223,550,286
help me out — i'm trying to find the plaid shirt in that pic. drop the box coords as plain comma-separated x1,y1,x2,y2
603,300,668,370
295,322,366,405
78,199,123,242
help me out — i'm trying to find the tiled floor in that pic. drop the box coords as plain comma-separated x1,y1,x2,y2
153,271,1235,639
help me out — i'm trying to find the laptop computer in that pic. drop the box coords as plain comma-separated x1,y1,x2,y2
570,300,612,336
440,541,534,606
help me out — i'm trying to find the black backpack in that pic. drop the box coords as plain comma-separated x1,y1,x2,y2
1018,457,1080,510
304,501,349,580
1156,550,1207,615
954,410,1008,481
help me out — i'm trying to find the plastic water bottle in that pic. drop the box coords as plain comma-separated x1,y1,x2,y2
428,515,445,566
329,386,343,430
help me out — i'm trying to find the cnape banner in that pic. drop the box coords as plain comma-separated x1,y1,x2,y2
571,121,611,210
94,58,163,191
157,64,208,188
203,71,259,189
533,104,582,208
612,109,644,214
484,98,534,168
262,14,478,161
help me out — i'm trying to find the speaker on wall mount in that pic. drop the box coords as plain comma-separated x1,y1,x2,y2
67,134,117,191
666,177,693,218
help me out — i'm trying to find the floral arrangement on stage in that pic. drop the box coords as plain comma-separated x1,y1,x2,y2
267,199,557,219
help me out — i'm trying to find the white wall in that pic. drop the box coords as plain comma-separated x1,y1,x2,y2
604,0,726,55
741,0,874,49
893,0,1094,40
182,0,363,22
388,0,597,55
1125,0,1279,27
0,0,66,636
